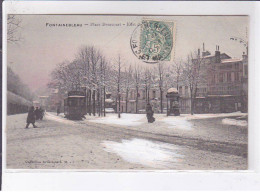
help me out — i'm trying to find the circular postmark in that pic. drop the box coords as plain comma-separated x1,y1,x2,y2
130,19,174,63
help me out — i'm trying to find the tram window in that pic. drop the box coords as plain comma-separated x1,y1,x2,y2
80,98,85,106
68,98,77,106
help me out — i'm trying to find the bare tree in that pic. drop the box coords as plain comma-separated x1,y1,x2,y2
100,57,108,116
143,67,153,103
134,65,142,114
123,65,133,113
116,55,122,118
172,60,183,91
157,62,165,113
7,15,22,43
182,50,206,115
49,45,109,116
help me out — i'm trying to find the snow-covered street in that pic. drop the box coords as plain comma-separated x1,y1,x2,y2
6,112,247,170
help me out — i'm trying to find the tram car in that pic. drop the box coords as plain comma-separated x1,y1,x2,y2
166,88,180,116
64,91,86,120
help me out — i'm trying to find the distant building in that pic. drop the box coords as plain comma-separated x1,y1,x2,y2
116,87,168,114
48,88,63,112
38,96,49,110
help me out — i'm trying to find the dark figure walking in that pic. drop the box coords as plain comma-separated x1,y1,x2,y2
57,106,60,116
146,103,155,123
34,107,41,120
25,106,37,128
39,107,44,120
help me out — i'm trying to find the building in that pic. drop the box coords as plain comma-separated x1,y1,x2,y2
48,88,63,112
179,45,247,114
115,87,168,114
38,96,49,110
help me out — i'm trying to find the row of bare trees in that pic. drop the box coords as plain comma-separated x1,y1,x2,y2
49,45,206,116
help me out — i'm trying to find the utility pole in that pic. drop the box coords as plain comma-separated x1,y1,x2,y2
103,60,106,117
117,55,121,118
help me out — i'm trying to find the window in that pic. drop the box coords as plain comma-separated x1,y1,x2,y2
185,86,188,96
245,65,248,76
179,86,182,96
227,72,231,82
235,63,239,69
211,74,215,84
235,72,239,81
219,73,224,83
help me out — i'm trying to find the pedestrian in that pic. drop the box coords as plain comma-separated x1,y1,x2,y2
57,106,60,116
146,103,155,123
39,107,44,120
34,107,40,120
25,106,37,128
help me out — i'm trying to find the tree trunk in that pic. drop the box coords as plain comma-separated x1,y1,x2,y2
160,88,163,113
191,98,194,115
103,86,106,117
136,88,139,114
92,90,96,116
88,89,92,115
97,89,100,117
126,90,128,113
86,90,89,115
145,87,148,103
118,95,121,118
115,97,118,113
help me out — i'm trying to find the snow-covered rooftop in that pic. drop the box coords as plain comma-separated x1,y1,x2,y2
221,58,242,63
167,88,178,93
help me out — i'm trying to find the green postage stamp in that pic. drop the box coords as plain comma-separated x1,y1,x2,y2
130,19,175,63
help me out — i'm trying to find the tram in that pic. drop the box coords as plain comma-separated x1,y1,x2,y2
64,91,86,120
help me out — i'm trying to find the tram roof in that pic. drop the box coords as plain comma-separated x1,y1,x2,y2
68,95,85,98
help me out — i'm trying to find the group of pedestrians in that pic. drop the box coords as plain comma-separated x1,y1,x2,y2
26,103,154,127
25,106,45,128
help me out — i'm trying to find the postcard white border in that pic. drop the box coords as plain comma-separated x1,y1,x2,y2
2,0,260,190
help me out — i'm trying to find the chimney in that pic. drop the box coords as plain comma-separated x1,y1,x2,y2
215,45,221,63
242,51,248,61
202,43,211,57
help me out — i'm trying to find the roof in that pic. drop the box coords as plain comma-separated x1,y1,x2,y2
8,91,33,106
208,95,235,97
39,96,49,98
68,95,85,98
203,53,230,59
105,99,114,103
221,58,242,63
167,88,178,94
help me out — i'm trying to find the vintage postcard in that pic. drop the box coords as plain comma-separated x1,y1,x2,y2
5,14,248,170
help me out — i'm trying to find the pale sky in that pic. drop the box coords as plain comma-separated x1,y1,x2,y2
7,15,248,91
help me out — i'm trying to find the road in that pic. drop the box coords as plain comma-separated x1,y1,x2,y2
5,113,247,170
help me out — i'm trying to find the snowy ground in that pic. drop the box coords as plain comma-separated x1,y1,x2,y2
80,112,248,144
5,112,248,170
